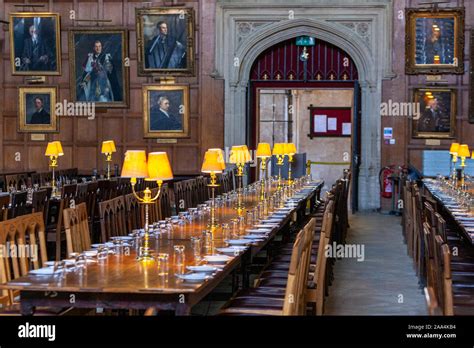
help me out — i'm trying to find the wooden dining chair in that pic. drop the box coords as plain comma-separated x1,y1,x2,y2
423,222,436,291
219,219,316,316
30,173,42,187
424,286,441,315
39,172,52,186
173,180,186,213
5,174,28,191
147,188,160,224
307,200,335,315
0,194,10,222
0,212,48,306
9,191,29,219
125,193,142,232
63,203,92,258
31,189,50,223
99,198,116,243
114,196,128,237
159,183,172,219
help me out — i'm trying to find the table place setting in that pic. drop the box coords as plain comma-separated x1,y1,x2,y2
216,246,247,255
175,272,213,283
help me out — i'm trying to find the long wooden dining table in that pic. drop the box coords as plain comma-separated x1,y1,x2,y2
423,179,474,246
1,180,323,316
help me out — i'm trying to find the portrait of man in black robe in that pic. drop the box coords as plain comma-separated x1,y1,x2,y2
145,21,186,69
150,95,183,131
11,15,59,74
27,96,51,125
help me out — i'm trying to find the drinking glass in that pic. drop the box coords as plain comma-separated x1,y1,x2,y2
174,245,186,274
246,210,254,227
230,219,239,238
97,245,110,260
191,236,202,262
202,230,213,253
157,253,169,276
222,223,231,239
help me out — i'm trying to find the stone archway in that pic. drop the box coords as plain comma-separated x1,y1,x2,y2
215,0,394,210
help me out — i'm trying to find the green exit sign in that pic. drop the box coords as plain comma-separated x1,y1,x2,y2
296,36,315,46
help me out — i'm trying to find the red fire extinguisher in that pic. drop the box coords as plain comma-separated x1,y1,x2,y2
379,166,394,199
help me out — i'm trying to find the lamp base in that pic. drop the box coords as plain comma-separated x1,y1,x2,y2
137,251,155,263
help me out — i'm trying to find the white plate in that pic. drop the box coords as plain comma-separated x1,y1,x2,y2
29,267,61,275
216,247,247,254
254,224,278,228
226,239,250,246
204,255,232,264
243,235,265,240
261,219,281,223
186,265,218,273
246,229,271,234
175,273,211,282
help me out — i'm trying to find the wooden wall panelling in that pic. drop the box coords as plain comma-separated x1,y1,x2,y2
0,0,225,176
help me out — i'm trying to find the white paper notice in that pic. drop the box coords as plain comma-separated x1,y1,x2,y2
342,123,352,135
327,118,337,131
314,115,327,133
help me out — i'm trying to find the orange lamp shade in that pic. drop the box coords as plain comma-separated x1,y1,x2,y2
45,141,64,157
272,143,286,156
284,143,297,155
256,143,272,158
101,140,116,154
202,149,226,173
449,142,459,155
121,150,148,178
230,145,252,164
458,144,470,158
147,152,173,181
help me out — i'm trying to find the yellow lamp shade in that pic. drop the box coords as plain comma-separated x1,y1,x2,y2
256,143,271,158
101,140,116,154
202,149,226,173
458,144,470,158
272,143,286,156
45,141,64,157
147,152,173,181
449,142,459,155
229,145,252,164
121,150,148,178
284,143,297,155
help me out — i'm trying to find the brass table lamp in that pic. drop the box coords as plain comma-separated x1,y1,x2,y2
121,150,173,262
229,145,252,215
201,148,226,230
101,140,116,180
256,143,271,201
44,141,64,198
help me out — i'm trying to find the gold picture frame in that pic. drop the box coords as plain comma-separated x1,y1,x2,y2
136,7,195,76
143,84,189,138
9,12,61,76
18,86,58,133
405,7,464,75
412,88,456,139
68,27,129,108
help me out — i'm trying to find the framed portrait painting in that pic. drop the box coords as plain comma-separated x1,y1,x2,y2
69,28,129,108
143,84,189,138
9,12,61,75
412,88,456,139
405,7,464,74
18,86,58,133
470,29,474,124
136,7,195,76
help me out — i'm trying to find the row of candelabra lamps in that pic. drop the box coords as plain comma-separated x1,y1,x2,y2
43,140,298,262
449,142,472,190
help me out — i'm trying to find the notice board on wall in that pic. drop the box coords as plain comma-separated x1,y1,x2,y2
308,106,352,138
